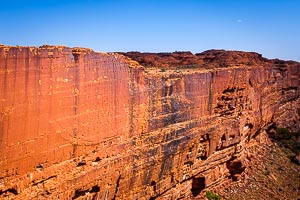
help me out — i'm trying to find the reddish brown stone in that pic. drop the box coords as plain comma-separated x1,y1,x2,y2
0,46,299,199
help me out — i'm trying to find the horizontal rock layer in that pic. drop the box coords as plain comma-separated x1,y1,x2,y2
0,46,299,199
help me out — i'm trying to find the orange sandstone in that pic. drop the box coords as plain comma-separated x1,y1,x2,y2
0,46,299,199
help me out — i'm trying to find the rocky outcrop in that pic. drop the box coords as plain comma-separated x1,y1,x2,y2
0,46,299,199
120,50,268,69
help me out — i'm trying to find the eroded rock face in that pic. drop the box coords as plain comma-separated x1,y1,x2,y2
0,46,299,199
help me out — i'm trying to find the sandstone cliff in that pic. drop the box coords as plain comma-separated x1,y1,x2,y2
0,46,299,199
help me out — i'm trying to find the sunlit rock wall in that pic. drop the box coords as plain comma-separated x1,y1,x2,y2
0,45,299,199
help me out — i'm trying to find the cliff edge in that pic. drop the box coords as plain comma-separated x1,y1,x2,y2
0,46,299,199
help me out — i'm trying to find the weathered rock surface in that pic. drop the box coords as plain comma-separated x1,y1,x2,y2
0,46,299,199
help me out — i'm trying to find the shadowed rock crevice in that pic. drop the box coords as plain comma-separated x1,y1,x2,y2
72,185,100,199
112,175,121,200
31,175,57,186
191,177,206,196
226,159,245,181
0,188,18,196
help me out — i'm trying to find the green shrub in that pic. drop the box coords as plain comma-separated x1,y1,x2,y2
205,190,221,200
275,128,291,140
181,65,197,69
274,127,300,154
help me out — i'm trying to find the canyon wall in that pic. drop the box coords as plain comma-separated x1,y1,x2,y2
0,46,299,199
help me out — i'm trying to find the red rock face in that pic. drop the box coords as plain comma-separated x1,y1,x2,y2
0,46,299,199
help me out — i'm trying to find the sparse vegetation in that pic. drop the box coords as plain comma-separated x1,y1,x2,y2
217,136,300,200
205,190,221,200
180,65,198,69
275,128,291,140
274,127,300,154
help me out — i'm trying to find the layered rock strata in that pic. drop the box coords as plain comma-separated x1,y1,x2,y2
0,46,299,199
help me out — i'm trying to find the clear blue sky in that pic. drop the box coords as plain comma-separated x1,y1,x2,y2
1,0,299,61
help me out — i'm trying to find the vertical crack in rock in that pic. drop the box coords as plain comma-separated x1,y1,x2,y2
24,49,30,135
113,62,118,135
34,48,41,139
112,175,121,200
147,78,156,131
72,51,80,157
25,49,30,99
13,48,17,108
208,72,214,114
129,68,135,137
0,51,8,144
142,158,156,186
259,95,263,121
